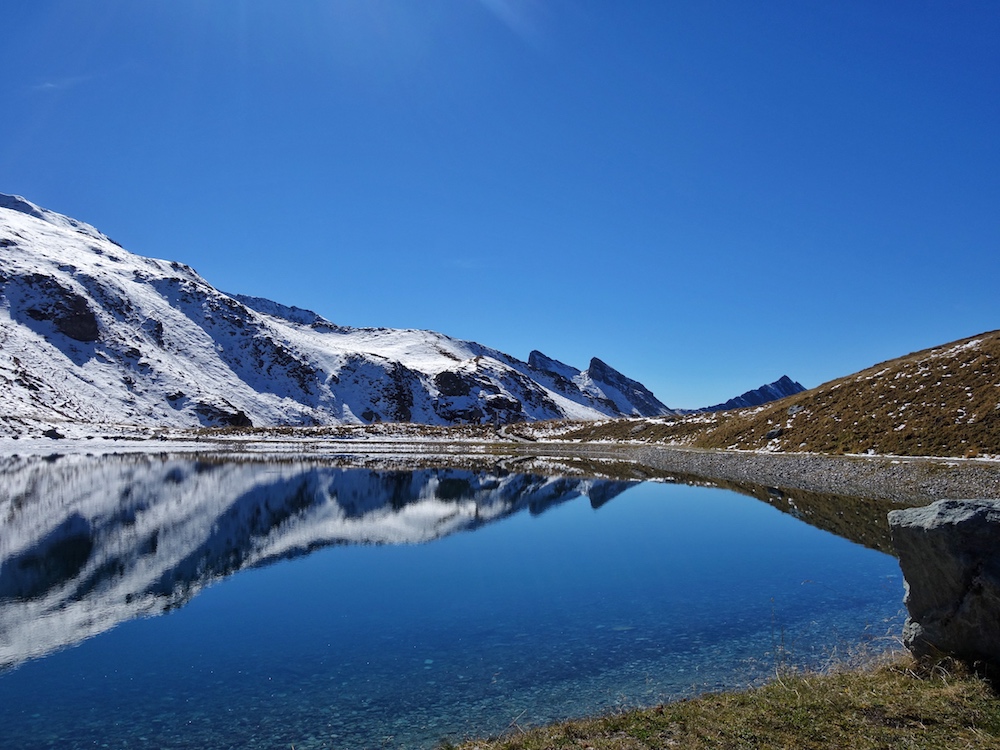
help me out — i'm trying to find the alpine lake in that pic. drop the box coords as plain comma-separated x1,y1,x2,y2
0,451,906,749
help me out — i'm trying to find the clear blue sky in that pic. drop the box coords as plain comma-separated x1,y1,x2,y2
3,1,998,408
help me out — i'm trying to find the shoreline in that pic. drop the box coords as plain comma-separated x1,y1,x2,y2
4,433,998,503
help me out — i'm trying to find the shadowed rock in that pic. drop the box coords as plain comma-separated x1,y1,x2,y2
18,274,100,342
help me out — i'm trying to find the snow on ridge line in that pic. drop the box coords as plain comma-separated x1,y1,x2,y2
0,193,115,246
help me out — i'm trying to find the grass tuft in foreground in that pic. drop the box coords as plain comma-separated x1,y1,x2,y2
449,656,1000,749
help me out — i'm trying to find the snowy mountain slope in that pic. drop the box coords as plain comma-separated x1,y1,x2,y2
0,455,636,670
0,193,679,434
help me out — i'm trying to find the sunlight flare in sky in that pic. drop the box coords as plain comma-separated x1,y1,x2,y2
3,1,998,407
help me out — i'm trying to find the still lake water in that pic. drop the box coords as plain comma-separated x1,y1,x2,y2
0,455,903,749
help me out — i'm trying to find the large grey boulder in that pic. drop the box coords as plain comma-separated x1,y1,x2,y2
889,499,1000,666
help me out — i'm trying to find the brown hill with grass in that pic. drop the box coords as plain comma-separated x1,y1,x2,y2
547,330,1000,458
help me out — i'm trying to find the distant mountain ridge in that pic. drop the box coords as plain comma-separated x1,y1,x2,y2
700,375,805,412
0,194,799,435
693,331,1000,456
549,331,1000,459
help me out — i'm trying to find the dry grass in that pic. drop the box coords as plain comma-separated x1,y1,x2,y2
542,330,1000,458
547,415,723,446
697,330,1000,456
449,656,1000,750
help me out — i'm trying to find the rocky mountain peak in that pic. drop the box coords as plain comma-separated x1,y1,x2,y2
585,357,675,417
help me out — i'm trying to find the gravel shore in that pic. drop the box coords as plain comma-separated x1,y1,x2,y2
512,442,1000,505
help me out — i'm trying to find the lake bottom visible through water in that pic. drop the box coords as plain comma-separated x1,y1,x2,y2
0,462,904,749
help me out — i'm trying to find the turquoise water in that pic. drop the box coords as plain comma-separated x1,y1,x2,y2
0,460,903,749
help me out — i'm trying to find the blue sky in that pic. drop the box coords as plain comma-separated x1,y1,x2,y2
3,1,998,408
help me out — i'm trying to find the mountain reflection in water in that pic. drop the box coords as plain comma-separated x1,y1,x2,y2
0,454,634,671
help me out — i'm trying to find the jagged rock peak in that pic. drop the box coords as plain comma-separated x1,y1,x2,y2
585,357,675,418
528,351,579,380
527,351,675,418
587,357,628,384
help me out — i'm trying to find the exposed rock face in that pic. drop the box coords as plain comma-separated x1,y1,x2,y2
889,499,1000,666
587,357,672,417
8,272,100,342
528,351,579,386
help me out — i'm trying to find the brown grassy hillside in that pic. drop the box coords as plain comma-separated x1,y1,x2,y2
547,330,1000,458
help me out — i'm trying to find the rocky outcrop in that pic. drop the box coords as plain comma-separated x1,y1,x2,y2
7,272,101,342
889,499,1000,666
528,351,579,387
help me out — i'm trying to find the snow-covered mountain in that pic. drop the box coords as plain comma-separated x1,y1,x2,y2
0,454,635,670
0,193,679,434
